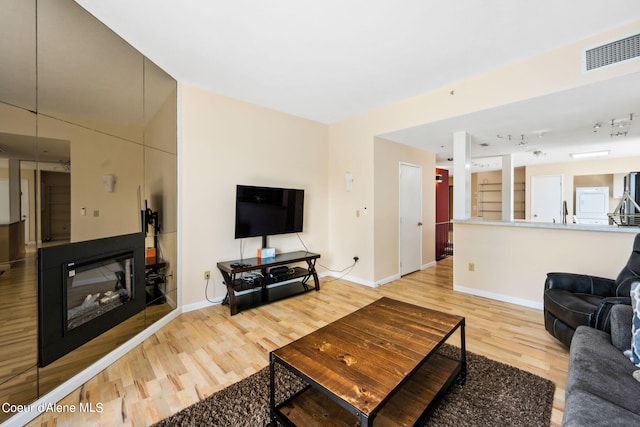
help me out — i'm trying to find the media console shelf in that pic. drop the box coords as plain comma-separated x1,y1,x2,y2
217,251,320,315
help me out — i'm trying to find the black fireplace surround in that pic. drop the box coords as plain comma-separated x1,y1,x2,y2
38,233,145,367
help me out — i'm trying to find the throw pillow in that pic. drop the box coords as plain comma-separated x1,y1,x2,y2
630,282,640,367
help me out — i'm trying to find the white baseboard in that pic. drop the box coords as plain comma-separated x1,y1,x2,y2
181,297,223,313
454,285,543,310
422,261,437,270
323,262,436,288
1,309,182,427
324,271,376,287
372,261,436,287
375,274,400,287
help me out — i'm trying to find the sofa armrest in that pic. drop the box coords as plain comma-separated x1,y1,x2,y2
613,276,640,298
610,303,634,352
545,272,616,296
592,296,631,332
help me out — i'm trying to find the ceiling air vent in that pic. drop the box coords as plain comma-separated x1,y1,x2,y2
585,33,640,71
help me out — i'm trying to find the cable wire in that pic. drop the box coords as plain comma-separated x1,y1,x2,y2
296,233,358,280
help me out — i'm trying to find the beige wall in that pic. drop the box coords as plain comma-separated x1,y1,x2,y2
326,20,640,285
455,222,637,307
374,137,436,283
177,20,640,301
179,85,329,306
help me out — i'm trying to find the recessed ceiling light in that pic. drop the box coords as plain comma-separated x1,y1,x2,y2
570,150,610,159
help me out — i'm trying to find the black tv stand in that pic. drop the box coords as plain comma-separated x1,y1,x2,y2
217,251,320,315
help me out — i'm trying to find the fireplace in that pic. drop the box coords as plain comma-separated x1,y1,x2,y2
38,233,145,367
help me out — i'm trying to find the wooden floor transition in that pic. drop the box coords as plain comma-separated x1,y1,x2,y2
28,256,569,426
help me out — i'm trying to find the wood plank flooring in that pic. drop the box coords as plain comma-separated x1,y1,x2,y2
27,257,569,426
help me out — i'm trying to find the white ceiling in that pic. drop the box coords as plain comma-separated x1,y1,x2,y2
74,0,640,171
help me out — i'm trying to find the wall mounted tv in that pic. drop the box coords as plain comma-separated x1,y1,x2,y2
235,185,304,241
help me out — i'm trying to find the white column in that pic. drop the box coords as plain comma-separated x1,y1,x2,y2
453,131,471,220
501,154,514,222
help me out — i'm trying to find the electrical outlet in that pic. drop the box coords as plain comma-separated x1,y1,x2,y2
204,270,210,280
468,263,475,272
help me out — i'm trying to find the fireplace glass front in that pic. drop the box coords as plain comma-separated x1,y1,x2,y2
66,253,134,331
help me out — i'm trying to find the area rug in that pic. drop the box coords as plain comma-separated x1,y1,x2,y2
153,345,555,426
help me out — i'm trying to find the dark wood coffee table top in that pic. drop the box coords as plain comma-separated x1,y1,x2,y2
271,297,465,419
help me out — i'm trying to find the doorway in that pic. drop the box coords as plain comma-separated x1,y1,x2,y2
531,174,563,223
40,171,70,242
435,169,451,260
399,163,422,275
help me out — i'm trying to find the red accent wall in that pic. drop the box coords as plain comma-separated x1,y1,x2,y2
435,168,449,223
435,168,450,260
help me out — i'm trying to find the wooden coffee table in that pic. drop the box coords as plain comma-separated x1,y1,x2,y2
269,297,466,426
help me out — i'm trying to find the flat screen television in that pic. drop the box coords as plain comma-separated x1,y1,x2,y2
235,185,304,240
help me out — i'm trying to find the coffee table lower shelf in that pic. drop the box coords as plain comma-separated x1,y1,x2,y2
274,352,462,426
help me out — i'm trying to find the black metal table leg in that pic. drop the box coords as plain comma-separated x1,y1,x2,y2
269,354,277,426
458,319,467,385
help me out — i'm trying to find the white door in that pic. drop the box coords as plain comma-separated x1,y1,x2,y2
399,163,422,275
0,178,8,223
21,179,29,244
531,175,563,223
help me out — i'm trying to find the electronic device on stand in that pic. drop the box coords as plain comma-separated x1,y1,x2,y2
141,201,166,304
142,200,160,264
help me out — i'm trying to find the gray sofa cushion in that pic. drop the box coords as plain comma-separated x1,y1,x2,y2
567,326,640,415
611,304,633,352
563,389,640,426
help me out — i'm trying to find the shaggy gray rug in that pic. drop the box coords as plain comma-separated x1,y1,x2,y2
153,346,555,426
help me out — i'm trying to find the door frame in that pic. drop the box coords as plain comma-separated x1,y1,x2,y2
398,162,423,276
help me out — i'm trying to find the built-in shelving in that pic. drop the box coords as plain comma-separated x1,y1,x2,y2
477,182,525,219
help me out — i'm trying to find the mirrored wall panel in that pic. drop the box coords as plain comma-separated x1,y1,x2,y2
0,0,178,421
37,0,144,143
0,0,36,111
0,103,38,419
38,116,144,243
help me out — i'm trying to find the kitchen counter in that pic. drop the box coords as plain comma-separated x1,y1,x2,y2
454,218,639,233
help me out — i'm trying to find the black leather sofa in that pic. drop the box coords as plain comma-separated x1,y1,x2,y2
543,233,640,347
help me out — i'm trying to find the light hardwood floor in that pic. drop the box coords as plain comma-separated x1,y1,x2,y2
28,257,569,426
